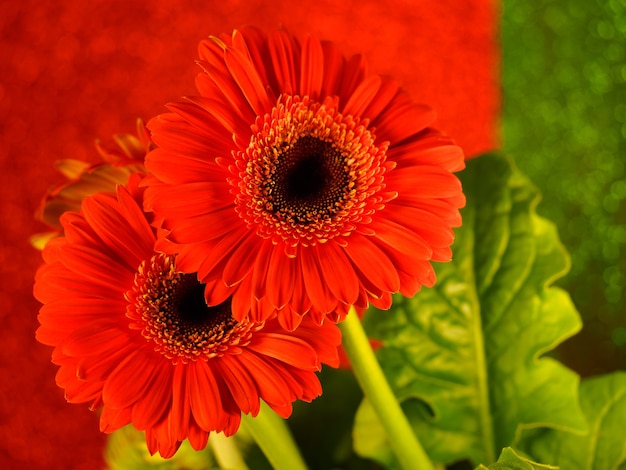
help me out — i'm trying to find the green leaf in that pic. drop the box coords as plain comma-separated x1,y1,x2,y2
518,372,626,470
475,447,559,470
354,153,587,466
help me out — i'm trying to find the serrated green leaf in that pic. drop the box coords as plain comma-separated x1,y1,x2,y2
355,153,587,467
519,372,626,470
475,447,559,470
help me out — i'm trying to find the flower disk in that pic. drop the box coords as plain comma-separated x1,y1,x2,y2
34,177,341,458
127,253,259,363
145,27,466,329
237,95,392,249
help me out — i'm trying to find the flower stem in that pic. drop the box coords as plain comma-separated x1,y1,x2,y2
340,307,435,470
209,432,250,470
241,401,309,470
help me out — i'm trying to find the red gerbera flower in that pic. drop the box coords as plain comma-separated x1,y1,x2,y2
34,175,341,458
144,27,465,330
31,120,150,249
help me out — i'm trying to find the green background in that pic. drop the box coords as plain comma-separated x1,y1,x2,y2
502,0,626,375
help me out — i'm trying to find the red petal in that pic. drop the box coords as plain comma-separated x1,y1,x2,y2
268,30,299,95
144,423,182,458
320,41,345,99
39,298,126,326
153,104,233,152
342,75,382,118
80,195,148,272
198,35,226,63
343,234,400,293
188,362,227,431
62,324,131,357
300,247,339,314
194,63,256,125
55,364,103,404
100,405,132,434
184,95,253,141
81,193,152,271
34,263,117,306
224,46,273,116
299,35,324,100
387,164,463,199
371,92,436,144
171,365,191,441
245,290,277,323
385,203,457,250
289,261,312,317
370,218,433,258
276,307,305,332
193,229,249,282
131,364,172,429
236,352,293,406
291,319,342,368
388,197,464,230
248,333,318,370
266,245,297,309
222,233,258,287
215,355,260,415
338,54,367,104
144,148,232,186
168,207,238,245
230,272,256,322
369,291,394,310
388,143,465,173
362,77,400,122
116,185,157,249
233,27,271,87
250,241,274,300
187,422,209,452
102,349,150,408
147,186,234,231
315,242,360,305
286,366,322,402
204,277,236,310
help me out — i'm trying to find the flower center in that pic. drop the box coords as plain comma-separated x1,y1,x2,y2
269,135,349,224
126,253,260,363
234,95,393,249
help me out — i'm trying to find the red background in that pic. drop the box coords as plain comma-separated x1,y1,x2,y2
0,1,498,468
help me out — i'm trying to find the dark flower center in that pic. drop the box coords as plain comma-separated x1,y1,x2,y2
269,136,349,224
168,273,236,339
127,254,256,363
237,95,391,249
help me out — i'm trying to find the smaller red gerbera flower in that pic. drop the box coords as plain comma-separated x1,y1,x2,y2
31,119,150,249
34,175,340,458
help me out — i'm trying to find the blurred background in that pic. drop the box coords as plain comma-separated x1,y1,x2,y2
1,0,624,468
0,1,497,467
502,0,626,375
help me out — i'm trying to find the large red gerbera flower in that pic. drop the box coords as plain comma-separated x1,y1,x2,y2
34,175,341,458
144,27,465,330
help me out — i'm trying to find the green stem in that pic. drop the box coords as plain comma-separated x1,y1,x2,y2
209,432,249,470
339,307,435,470
241,401,309,470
